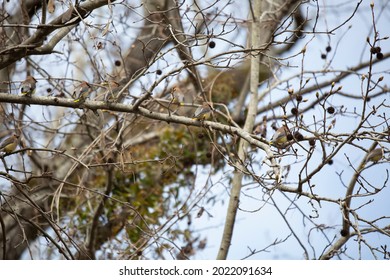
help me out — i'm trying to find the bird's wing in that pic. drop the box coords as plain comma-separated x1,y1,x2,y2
0,137,13,149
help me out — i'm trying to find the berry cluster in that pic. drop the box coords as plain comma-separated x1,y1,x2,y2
371,46,384,60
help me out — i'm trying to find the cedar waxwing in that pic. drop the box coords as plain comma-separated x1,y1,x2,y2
253,125,262,135
366,148,383,163
253,124,267,138
193,102,213,120
0,134,19,154
171,87,185,105
270,125,290,147
20,76,37,96
73,81,92,103
102,80,120,102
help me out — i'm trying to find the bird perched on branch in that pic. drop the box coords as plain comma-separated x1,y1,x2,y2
73,81,92,103
365,147,384,163
269,125,290,147
102,80,120,102
0,134,19,154
171,87,185,105
19,76,37,96
193,102,213,120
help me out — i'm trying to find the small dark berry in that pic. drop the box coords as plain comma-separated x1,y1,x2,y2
328,159,334,165
46,88,52,93
209,41,216,48
321,53,327,59
340,229,348,237
309,139,316,146
326,45,332,52
370,47,378,54
376,46,382,53
156,69,162,75
294,131,304,141
206,152,212,158
287,133,293,141
327,107,335,114
296,95,303,102
376,52,384,60
115,60,121,67
291,107,299,115
366,96,371,102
